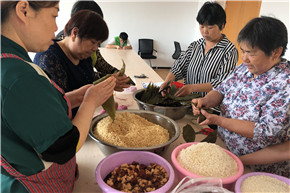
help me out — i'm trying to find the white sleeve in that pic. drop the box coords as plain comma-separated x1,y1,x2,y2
107,37,115,45
126,39,131,46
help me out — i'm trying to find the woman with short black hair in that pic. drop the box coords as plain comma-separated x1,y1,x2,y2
160,1,238,130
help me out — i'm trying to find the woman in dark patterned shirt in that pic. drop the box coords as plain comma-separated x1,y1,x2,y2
53,1,128,88
34,10,129,117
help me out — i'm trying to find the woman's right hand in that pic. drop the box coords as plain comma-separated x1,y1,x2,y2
83,76,116,108
159,82,170,96
112,72,130,92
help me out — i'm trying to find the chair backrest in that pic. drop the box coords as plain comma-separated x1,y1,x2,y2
172,41,182,59
174,41,181,52
138,39,154,54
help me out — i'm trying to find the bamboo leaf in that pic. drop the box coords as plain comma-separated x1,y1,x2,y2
183,124,196,142
91,52,97,68
93,74,116,120
201,129,217,143
117,60,135,85
119,60,126,76
102,95,116,120
93,74,111,85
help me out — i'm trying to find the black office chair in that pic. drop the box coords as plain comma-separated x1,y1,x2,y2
138,39,157,67
172,41,184,59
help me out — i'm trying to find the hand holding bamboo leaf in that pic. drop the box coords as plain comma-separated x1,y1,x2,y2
183,124,216,143
92,59,134,120
191,102,213,123
93,74,116,120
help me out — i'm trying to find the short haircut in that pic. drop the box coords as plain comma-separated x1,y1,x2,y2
238,16,288,57
196,1,226,30
71,0,103,18
119,32,128,41
64,10,108,42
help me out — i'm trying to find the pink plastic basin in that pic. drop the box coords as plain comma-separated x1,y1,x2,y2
96,151,175,193
235,172,290,193
171,142,244,190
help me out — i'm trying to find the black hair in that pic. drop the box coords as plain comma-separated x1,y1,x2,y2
64,10,108,42
71,0,103,18
119,32,128,41
1,1,59,23
196,1,226,30
238,16,288,57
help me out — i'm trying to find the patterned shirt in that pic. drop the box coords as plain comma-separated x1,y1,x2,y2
170,35,238,97
215,60,290,177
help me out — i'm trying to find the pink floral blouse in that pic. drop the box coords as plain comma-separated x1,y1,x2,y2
214,59,290,177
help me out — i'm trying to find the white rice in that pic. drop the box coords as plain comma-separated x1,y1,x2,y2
177,142,238,178
241,175,290,193
93,112,169,148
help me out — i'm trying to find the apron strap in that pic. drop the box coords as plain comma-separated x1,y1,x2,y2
0,155,25,178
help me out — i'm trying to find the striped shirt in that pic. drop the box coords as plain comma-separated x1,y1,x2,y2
170,35,238,97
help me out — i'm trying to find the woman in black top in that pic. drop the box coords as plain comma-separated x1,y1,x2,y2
34,10,129,117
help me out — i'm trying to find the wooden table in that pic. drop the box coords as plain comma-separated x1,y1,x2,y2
98,48,163,89
72,48,247,193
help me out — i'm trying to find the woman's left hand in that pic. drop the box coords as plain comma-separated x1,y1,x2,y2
112,72,130,92
198,109,222,126
66,84,92,108
175,84,193,97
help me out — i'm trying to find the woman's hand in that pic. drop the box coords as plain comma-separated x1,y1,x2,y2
198,109,222,125
175,84,193,97
112,72,130,92
191,97,210,116
159,82,171,96
83,76,116,108
66,84,92,108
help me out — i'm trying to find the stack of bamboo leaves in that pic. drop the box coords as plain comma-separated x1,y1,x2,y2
140,82,200,107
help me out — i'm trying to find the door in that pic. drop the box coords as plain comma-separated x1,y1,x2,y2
223,0,262,66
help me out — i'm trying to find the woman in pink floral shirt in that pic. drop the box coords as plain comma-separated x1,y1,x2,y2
192,16,289,177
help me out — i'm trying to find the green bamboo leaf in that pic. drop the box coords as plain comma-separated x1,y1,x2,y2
116,60,135,85
127,77,136,86
102,95,116,120
183,124,196,142
91,52,97,68
92,74,116,120
201,129,217,143
169,83,178,96
93,74,111,85
192,103,214,123
119,60,126,76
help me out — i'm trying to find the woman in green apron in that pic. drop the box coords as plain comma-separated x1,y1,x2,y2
1,1,116,192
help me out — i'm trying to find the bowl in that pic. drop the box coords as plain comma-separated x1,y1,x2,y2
95,151,175,193
171,142,244,190
235,172,290,193
89,109,180,155
133,89,190,120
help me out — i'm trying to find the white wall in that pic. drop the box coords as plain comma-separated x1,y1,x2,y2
29,0,290,66
259,0,290,60
98,1,199,68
